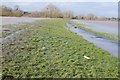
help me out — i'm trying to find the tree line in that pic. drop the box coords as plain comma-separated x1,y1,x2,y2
0,5,23,17
0,4,118,21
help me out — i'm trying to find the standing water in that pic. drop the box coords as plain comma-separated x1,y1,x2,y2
72,20,118,36
67,22,118,57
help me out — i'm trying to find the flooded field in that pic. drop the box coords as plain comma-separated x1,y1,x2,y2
67,22,118,57
0,17,118,78
0,17,48,43
72,20,118,36
0,1,118,79
1,17,47,25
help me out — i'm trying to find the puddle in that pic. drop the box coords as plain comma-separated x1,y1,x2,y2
67,22,118,57
0,29,25,44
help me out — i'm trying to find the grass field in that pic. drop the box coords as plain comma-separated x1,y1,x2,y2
1,19,118,78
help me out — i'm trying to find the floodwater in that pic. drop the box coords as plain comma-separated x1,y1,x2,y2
0,29,25,44
72,20,118,36
0,17,48,43
1,17,48,25
67,22,118,57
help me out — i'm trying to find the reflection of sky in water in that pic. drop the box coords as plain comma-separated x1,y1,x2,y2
2,17,46,25
73,20,118,35
67,23,118,57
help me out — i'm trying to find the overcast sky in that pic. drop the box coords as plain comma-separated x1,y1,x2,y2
2,2,118,18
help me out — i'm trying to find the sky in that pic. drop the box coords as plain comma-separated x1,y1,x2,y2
2,2,118,18
1,0,120,2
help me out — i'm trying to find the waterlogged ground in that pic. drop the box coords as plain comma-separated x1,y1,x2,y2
71,21,119,41
1,17,47,25
67,22,118,57
72,20,118,36
1,19,118,78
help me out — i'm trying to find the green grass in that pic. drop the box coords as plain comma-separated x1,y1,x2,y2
71,21,119,41
2,31,12,38
1,19,118,78
2,24,28,31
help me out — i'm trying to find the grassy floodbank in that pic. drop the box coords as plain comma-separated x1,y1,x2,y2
1,19,118,78
71,21,119,42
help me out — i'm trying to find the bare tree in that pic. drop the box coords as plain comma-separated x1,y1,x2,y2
12,5,23,17
0,5,12,16
86,13,96,20
42,4,62,18
97,17,108,21
0,5,2,16
63,10,73,19
77,15,85,19
14,5,20,11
